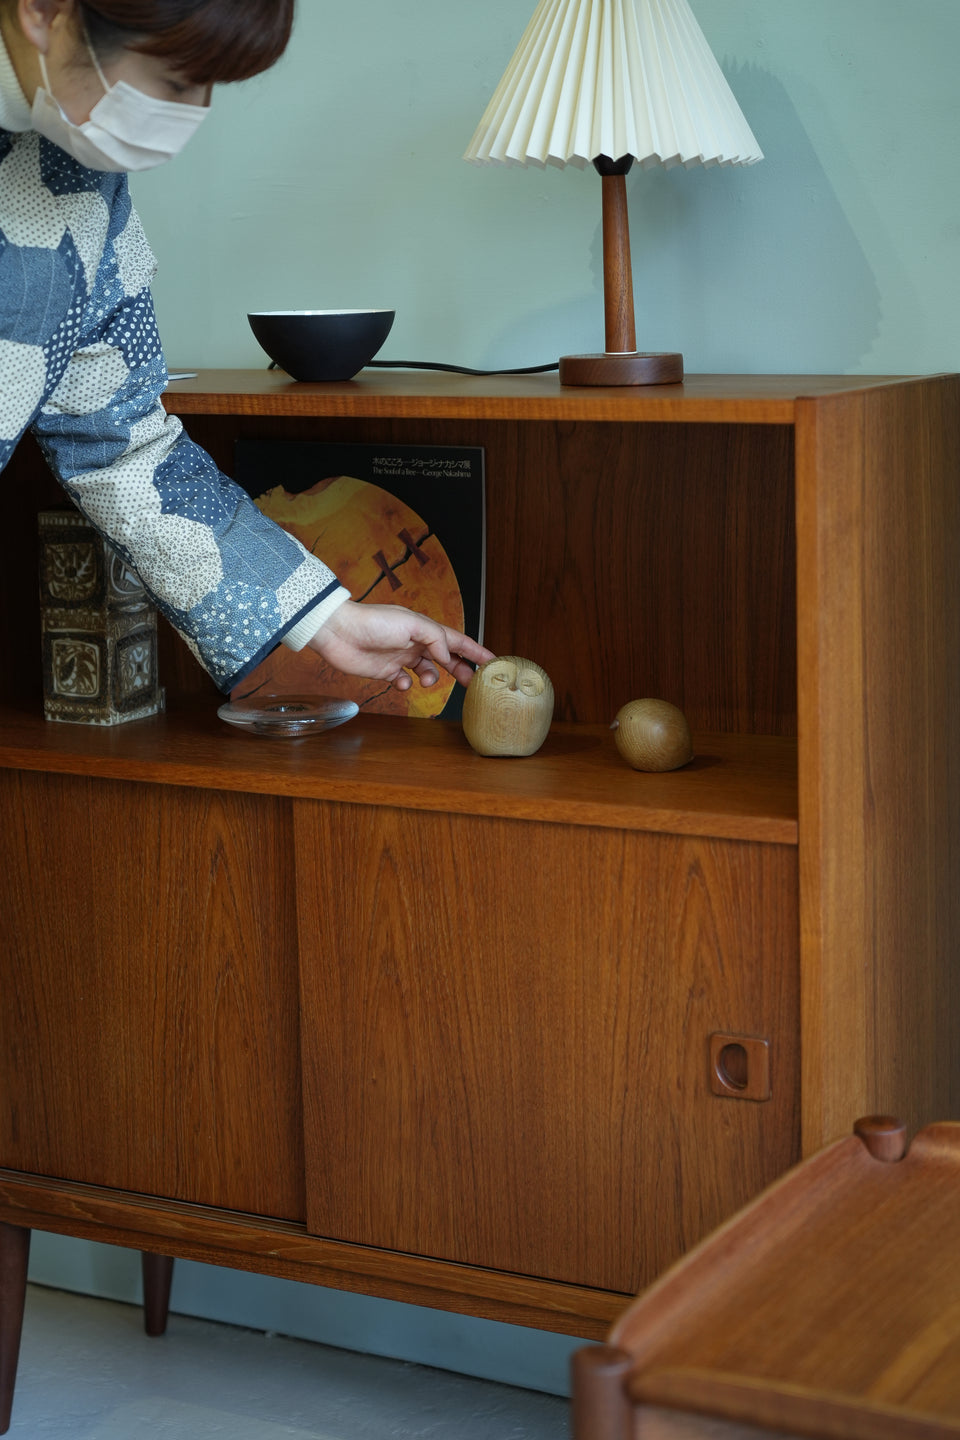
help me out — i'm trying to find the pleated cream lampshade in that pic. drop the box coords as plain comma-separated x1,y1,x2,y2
464,0,763,384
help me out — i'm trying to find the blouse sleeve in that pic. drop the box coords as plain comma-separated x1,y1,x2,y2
30,282,346,691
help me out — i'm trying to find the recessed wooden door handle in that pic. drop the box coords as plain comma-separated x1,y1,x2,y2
709,1033,771,1101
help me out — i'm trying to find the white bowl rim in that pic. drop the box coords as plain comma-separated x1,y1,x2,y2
248,309,394,317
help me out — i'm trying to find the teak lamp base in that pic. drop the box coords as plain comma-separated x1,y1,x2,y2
561,157,685,388
559,351,684,386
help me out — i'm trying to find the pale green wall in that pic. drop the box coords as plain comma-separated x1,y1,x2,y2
130,0,960,378
29,0,960,1401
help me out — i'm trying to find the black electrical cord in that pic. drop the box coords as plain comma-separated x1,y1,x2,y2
368,359,559,376
267,359,559,376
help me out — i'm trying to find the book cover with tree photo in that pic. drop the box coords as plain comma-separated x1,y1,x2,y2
232,440,485,719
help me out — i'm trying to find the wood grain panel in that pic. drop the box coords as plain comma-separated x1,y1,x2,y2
172,413,797,732
296,802,799,1294
796,374,960,1151
494,421,797,733
0,771,303,1220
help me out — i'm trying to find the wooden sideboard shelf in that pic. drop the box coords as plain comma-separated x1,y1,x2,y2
157,368,914,421
0,700,798,842
1,371,958,1422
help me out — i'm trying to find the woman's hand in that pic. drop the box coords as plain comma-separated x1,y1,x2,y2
306,600,495,691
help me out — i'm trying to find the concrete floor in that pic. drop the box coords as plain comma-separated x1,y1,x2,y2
10,1284,569,1438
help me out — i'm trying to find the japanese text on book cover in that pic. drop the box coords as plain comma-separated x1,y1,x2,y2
232,440,485,720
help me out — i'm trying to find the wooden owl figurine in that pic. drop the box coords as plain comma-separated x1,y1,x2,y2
462,656,554,757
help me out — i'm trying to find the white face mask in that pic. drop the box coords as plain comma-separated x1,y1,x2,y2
31,31,208,172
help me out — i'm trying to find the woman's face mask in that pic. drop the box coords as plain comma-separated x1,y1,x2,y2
30,29,208,172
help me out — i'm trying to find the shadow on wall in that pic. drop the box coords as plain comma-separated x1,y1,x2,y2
488,63,886,375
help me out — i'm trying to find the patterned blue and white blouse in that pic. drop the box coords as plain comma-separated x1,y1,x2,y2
1,41,348,690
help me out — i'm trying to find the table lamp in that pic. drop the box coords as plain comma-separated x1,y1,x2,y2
464,0,763,385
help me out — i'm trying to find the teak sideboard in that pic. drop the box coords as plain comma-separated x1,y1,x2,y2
1,372,958,1395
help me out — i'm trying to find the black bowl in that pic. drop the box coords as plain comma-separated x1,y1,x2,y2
247,309,395,382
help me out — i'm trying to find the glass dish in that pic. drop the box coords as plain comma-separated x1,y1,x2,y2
217,694,360,738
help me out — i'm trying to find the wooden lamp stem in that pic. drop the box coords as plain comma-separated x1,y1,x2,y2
559,155,684,387
602,173,637,353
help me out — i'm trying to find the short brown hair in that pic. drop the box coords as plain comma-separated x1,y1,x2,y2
80,1,295,85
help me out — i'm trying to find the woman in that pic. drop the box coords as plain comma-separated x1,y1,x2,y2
0,0,493,693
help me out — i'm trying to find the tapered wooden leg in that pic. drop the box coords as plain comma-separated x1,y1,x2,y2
571,1344,634,1440
141,1253,175,1337
0,1224,30,1436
